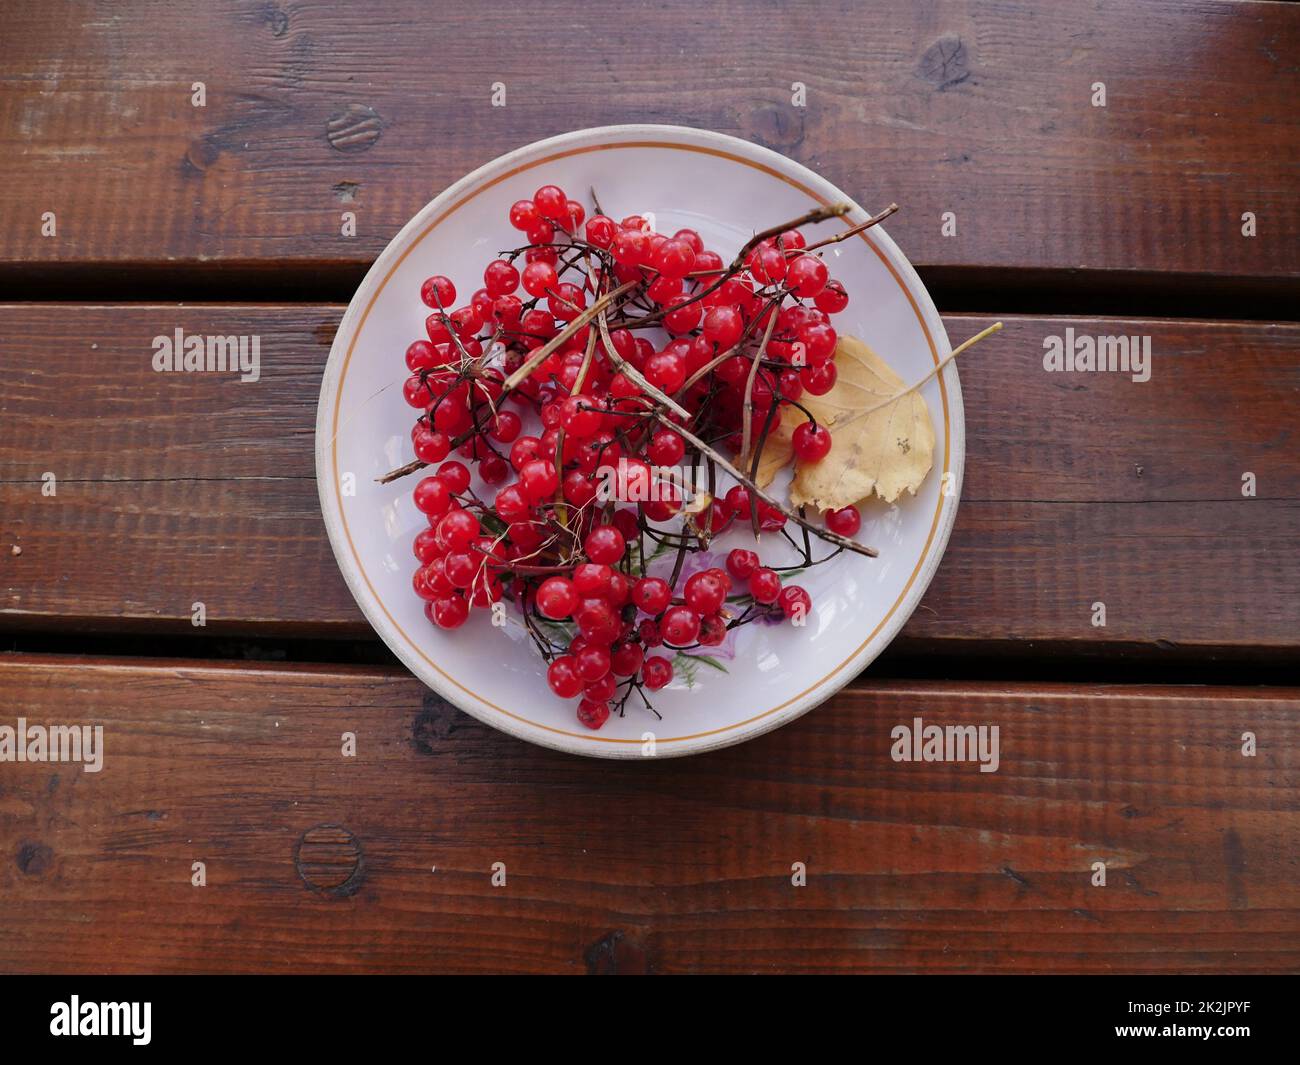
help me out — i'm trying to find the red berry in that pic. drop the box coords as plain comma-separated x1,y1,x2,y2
698,614,728,646
519,458,559,503
644,350,686,393
560,395,602,438
584,525,625,565
420,275,457,309
826,505,861,536
428,594,469,629
576,698,610,729
436,461,471,494
726,548,759,580
413,528,441,564
563,469,597,506
778,585,812,621
611,228,649,265
646,429,685,466
585,214,616,248
673,228,704,254
537,576,579,619
662,295,702,334
575,643,612,682
547,655,585,698
509,200,541,231
683,570,727,615
785,254,829,298
483,259,519,297
702,305,744,350
584,673,617,702
749,567,782,604
436,509,480,552
573,562,613,597
610,641,644,676
792,421,833,462
653,238,696,280
494,483,531,523
632,577,671,615
801,362,837,395
490,410,521,444
533,184,568,221
521,260,558,298
413,476,452,517
814,279,849,314
509,436,543,471
575,598,620,644
661,605,701,646
414,428,451,465
641,656,674,690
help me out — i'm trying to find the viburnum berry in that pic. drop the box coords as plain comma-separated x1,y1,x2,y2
537,576,579,620
584,525,626,565
661,605,702,646
533,184,568,221
547,655,585,698
644,349,686,393
814,279,849,314
610,641,644,676
683,570,728,615
428,594,469,629
560,394,602,438
632,577,671,615
413,476,452,517
726,548,759,580
702,305,744,350
577,698,610,729
494,483,531,523
826,505,861,536
641,656,674,690
575,597,621,644
521,260,558,298
436,509,480,552
749,567,782,604
801,362,837,395
698,614,728,646
563,468,597,506
420,275,456,309
509,436,543,471
585,672,618,702
653,238,696,280
646,429,685,466
509,200,540,231
483,259,519,297
778,585,812,621
662,295,702,334
792,421,833,462
573,562,613,597
436,461,471,494
785,254,829,298
585,214,616,248
575,643,612,682
518,458,559,503
413,428,451,465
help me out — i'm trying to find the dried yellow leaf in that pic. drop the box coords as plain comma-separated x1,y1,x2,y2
789,335,935,510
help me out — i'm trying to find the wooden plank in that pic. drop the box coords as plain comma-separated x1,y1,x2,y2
0,0,1296,284
0,655,1295,973
2,305,1297,653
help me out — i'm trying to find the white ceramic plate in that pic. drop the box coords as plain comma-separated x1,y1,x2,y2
316,124,962,759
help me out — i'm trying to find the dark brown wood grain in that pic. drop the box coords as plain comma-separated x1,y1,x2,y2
0,0,1295,287
0,655,1295,974
2,305,1296,652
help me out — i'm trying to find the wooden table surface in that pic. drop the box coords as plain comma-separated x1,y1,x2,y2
1,0,1297,974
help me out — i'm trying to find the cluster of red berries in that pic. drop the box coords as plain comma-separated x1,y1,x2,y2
402,183,863,729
